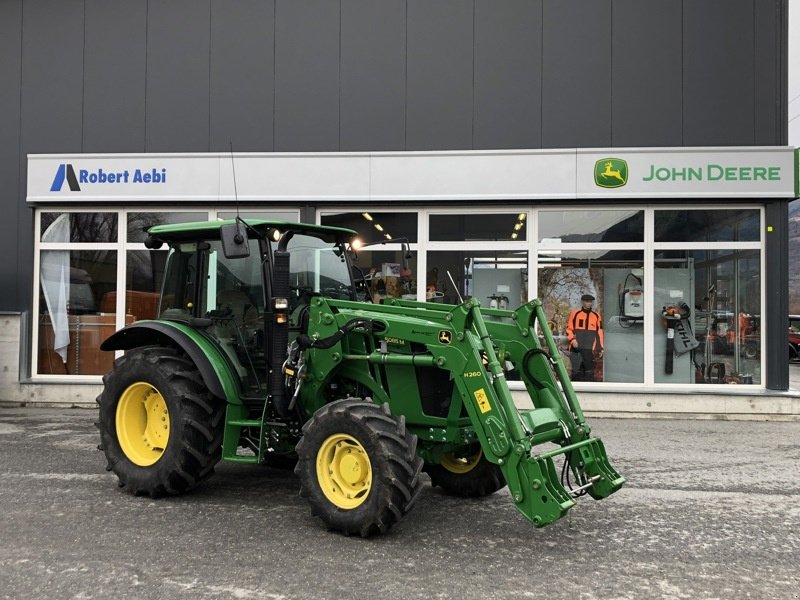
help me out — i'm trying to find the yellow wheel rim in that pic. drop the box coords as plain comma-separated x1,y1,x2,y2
115,382,170,467
316,434,372,509
441,448,482,474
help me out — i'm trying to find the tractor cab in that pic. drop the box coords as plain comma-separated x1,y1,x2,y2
143,219,358,398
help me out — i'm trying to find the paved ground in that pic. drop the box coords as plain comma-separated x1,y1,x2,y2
0,406,798,600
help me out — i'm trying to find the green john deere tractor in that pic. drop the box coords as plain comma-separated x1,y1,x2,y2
97,219,623,536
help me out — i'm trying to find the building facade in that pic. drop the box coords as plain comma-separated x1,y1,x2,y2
1,0,797,416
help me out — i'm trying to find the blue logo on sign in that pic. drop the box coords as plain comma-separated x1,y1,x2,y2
50,164,81,192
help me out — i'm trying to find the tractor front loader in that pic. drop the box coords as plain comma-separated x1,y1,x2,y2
97,219,623,537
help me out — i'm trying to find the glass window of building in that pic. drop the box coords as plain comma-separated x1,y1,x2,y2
539,210,643,243
653,207,761,386
38,213,120,376
537,249,644,384
41,212,118,243
321,212,418,303
429,213,527,241
654,209,759,242
321,211,418,242
428,250,528,307
127,211,207,243
654,249,761,385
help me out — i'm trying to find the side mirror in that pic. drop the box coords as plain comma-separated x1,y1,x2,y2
220,222,250,259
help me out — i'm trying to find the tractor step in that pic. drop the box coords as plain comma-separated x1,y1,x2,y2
223,413,264,463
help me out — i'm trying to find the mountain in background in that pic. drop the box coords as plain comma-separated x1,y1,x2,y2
790,200,800,314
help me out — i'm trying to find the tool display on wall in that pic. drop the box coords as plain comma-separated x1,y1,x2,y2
661,301,700,375
661,305,682,374
618,271,644,326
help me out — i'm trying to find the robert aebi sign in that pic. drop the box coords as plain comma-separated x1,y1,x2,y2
50,164,168,192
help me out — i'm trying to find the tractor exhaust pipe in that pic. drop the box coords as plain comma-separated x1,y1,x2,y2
270,249,291,418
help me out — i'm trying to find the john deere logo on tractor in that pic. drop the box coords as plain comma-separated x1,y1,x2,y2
438,330,452,344
594,158,628,188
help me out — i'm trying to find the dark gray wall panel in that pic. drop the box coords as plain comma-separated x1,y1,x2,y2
754,0,781,145
474,0,542,149
683,0,755,146
210,0,274,152
84,0,147,152
612,0,682,147
340,0,406,151
542,0,612,148
407,0,474,150
145,0,210,152
0,1,21,311
274,0,340,151
765,200,789,389
20,0,84,154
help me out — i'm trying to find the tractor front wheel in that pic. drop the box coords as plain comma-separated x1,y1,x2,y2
295,399,423,537
424,446,506,498
97,346,224,497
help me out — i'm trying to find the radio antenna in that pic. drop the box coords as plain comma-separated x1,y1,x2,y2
229,141,241,221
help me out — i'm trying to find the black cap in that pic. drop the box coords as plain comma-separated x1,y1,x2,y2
581,294,595,302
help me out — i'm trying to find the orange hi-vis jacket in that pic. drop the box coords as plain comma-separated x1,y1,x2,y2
567,308,604,352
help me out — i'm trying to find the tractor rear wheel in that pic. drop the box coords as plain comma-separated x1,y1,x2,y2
295,399,423,537
425,446,506,498
96,346,224,497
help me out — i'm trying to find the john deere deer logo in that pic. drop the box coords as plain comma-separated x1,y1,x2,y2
594,158,628,188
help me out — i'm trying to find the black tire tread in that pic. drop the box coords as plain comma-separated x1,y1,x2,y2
96,346,225,498
295,398,423,537
424,451,506,498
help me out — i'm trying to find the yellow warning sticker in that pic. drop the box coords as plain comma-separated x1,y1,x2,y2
474,388,492,414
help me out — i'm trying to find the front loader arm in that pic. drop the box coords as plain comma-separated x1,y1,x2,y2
299,296,624,527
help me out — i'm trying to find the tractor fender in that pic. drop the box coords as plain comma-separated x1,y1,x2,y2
100,321,241,405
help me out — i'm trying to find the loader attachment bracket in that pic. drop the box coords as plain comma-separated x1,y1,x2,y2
506,437,625,527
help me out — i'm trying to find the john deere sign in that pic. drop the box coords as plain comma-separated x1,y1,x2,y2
579,148,796,198
641,163,781,182
594,158,628,188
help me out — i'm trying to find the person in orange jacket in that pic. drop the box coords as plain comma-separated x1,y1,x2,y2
566,294,604,381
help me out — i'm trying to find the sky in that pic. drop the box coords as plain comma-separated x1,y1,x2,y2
790,0,799,145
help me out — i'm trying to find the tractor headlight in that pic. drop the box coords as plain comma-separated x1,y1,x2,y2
274,297,289,324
